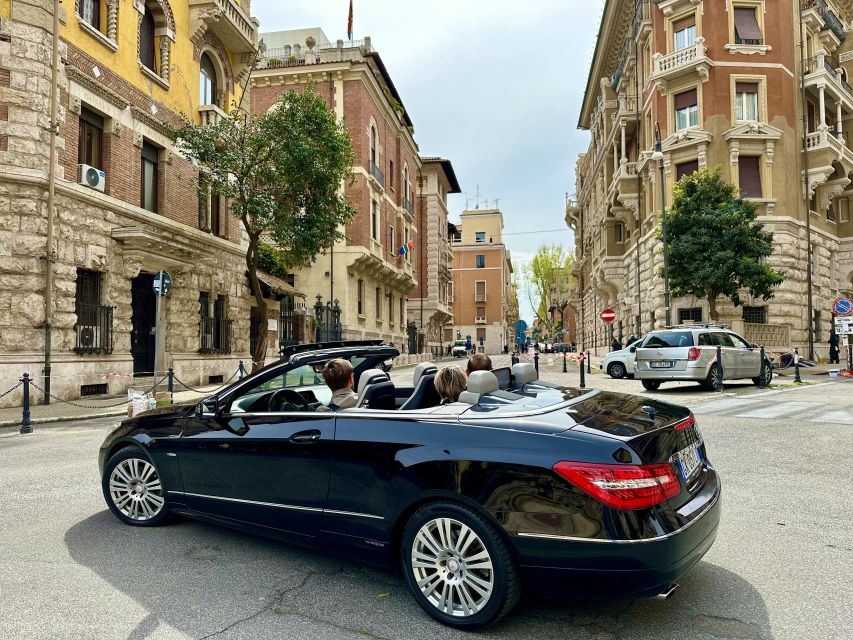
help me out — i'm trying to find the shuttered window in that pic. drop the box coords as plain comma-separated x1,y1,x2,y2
734,7,763,44
739,156,762,198
676,160,699,181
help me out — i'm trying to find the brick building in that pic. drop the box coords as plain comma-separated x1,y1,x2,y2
449,209,514,354
409,157,461,355
0,0,267,406
568,0,853,358
251,30,422,348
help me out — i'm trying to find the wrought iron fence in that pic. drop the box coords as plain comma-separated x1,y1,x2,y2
314,296,341,342
74,304,115,354
403,197,414,216
279,309,306,348
369,160,385,189
199,317,233,354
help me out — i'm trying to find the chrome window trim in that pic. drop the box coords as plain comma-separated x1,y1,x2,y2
515,491,719,545
168,491,383,520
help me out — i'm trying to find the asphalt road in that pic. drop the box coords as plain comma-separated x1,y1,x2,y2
1,381,851,640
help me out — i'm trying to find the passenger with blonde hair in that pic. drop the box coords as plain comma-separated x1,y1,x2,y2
434,366,467,404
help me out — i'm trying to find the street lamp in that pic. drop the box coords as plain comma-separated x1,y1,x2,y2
652,122,671,328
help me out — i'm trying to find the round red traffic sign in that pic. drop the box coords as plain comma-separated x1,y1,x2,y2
833,297,852,316
600,308,616,323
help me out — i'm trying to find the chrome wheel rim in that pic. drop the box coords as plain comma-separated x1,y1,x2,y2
109,458,164,521
611,363,624,378
411,517,494,617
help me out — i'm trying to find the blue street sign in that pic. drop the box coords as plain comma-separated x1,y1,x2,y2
153,271,172,296
514,319,528,335
833,297,852,316
466,335,472,342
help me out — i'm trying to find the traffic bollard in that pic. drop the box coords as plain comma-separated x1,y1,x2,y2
586,350,591,373
534,353,539,374
562,352,567,373
793,347,801,383
20,373,32,434
758,346,767,387
714,345,724,392
579,355,586,389
238,360,247,379
167,368,174,394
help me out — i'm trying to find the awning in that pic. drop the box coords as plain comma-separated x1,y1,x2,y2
253,271,306,300
734,8,763,41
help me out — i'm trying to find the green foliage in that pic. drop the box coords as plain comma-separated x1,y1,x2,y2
174,81,356,368
663,167,785,319
257,242,289,278
521,245,574,331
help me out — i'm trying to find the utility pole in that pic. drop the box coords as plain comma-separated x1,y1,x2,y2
652,123,671,328
418,171,425,353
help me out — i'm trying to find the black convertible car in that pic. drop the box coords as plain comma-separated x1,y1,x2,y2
99,341,720,629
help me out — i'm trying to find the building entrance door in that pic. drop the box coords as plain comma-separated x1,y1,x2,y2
131,273,156,376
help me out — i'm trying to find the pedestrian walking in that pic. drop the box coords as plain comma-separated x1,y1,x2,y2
611,338,623,351
829,330,840,364
626,334,637,346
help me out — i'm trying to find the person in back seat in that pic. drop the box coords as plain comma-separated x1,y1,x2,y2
466,353,492,375
319,359,357,411
435,366,467,404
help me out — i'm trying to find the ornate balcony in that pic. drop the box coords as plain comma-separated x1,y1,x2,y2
616,161,640,214
189,0,258,55
803,51,853,104
198,104,228,125
368,160,385,190
649,38,710,94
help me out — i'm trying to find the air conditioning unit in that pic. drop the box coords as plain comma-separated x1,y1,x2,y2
77,163,106,192
76,325,101,349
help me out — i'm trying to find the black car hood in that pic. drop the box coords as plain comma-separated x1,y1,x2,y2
567,391,690,439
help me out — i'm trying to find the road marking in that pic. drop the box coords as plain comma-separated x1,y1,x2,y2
735,402,824,420
807,409,853,425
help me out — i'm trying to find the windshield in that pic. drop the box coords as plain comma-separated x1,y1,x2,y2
642,331,694,348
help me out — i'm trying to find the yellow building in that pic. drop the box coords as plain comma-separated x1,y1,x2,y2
0,1,267,407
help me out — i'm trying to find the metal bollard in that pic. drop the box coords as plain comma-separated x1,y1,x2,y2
167,368,174,394
562,352,567,373
20,373,32,434
793,347,801,383
579,355,586,389
238,360,247,379
534,353,539,374
758,346,767,388
586,350,591,373
714,345,724,392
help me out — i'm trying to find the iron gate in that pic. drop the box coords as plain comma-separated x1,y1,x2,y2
314,295,341,342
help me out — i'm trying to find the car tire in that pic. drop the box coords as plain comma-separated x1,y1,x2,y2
400,501,521,630
102,445,170,527
702,364,719,390
641,380,661,391
608,362,626,379
752,360,772,387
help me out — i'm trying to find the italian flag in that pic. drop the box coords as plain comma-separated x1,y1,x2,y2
347,0,353,41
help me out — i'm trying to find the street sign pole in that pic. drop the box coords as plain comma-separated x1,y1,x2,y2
153,270,163,393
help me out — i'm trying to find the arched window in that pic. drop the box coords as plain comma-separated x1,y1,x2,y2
140,7,156,71
370,126,377,166
403,164,410,201
200,53,218,106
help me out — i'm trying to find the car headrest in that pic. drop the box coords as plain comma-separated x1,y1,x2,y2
357,369,389,395
413,362,437,387
512,362,538,385
466,370,499,395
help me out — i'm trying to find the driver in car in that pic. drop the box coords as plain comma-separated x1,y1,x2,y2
318,359,358,411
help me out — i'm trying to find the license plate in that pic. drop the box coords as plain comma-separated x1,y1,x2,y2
650,361,673,368
676,445,702,481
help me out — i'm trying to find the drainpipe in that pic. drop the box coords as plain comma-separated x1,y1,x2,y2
799,4,815,361
43,0,60,404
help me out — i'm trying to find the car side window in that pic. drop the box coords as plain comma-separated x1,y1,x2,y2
698,333,714,346
711,332,734,347
728,334,751,349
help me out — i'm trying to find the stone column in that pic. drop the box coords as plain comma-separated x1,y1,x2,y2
159,39,171,83
106,0,118,41
620,124,627,165
818,84,827,130
836,100,844,143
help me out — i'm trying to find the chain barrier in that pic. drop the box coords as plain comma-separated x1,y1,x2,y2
0,380,23,401
173,368,240,395
28,376,167,410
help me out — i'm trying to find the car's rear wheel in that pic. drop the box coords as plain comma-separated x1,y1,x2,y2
102,446,170,527
641,380,661,390
608,362,626,379
400,501,520,630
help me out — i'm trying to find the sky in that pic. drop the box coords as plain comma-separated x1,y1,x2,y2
252,0,601,324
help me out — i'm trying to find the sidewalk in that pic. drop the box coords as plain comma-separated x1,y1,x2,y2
0,356,456,430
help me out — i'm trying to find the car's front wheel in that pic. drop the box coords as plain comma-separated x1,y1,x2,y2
641,380,661,390
608,362,627,379
400,501,520,630
102,446,170,526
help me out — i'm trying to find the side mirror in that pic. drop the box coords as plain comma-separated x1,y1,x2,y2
629,346,637,353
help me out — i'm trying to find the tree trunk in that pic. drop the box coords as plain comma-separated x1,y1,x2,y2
245,234,268,373
707,293,719,322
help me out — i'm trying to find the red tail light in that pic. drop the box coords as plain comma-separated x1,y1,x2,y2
553,461,680,509
687,347,701,361
673,414,695,431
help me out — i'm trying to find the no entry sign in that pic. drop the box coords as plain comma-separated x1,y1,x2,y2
600,308,616,323
833,297,852,316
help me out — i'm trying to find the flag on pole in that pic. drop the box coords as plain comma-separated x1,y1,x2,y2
347,0,353,41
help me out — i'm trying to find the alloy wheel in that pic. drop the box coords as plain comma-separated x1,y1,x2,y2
610,363,625,379
411,517,495,618
108,458,165,521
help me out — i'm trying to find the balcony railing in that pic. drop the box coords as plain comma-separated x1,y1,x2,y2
199,317,233,354
402,196,414,216
475,292,487,302
74,304,114,354
369,160,385,189
651,38,708,79
475,316,487,324
804,53,853,96
802,0,848,40
199,104,228,125
189,0,257,53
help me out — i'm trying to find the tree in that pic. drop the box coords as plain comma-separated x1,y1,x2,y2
505,275,521,344
175,84,356,371
664,167,784,321
521,244,574,338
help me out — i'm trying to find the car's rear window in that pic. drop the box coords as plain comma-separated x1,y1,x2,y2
643,331,694,348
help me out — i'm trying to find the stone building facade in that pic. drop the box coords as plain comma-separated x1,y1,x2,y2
0,0,266,407
251,30,421,349
408,157,460,355
568,0,853,358
449,209,514,354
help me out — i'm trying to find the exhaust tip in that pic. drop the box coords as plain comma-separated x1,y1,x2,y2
654,584,680,600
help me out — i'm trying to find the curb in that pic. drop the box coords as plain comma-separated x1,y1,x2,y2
0,408,126,431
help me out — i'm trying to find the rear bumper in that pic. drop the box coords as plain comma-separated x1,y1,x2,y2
634,365,707,381
512,470,721,599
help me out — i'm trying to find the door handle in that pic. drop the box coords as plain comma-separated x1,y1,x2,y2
290,429,321,444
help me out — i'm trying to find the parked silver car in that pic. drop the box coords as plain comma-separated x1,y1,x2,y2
632,325,770,390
